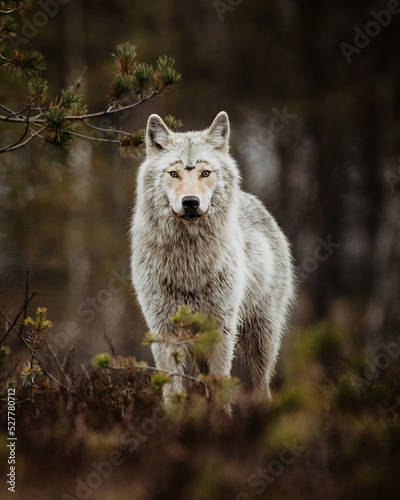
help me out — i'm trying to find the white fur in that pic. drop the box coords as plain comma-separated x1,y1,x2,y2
130,112,295,405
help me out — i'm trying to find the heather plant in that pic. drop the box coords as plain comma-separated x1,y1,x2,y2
93,305,241,414
1,289,399,499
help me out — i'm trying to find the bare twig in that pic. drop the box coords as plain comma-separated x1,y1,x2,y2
81,363,93,398
0,125,46,153
99,317,134,388
2,358,21,381
100,319,116,360
72,67,88,92
1,100,32,151
18,268,32,339
0,291,36,343
66,131,120,144
0,113,44,123
64,90,159,121
46,341,71,385
3,100,34,121
0,103,17,116
81,119,132,137
111,364,204,385
0,89,159,124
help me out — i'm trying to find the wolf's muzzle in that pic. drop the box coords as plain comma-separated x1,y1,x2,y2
181,196,201,220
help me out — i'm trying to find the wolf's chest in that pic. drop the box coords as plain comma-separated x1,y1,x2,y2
156,270,235,320
132,225,243,311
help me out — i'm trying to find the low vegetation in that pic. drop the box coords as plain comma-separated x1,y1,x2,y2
1,298,400,500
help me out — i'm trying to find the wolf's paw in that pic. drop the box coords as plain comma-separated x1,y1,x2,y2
164,391,187,418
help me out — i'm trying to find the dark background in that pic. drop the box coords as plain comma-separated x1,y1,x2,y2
1,0,399,366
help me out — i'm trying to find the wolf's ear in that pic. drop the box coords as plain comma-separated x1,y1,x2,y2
146,114,172,155
206,111,230,152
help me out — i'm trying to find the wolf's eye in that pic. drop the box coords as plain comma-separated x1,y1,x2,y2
169,171,178,178
201,170,211,178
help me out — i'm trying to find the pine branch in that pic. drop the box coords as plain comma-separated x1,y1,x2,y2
0,36,182,155
0,50,46,77
0,0,34,16
64,89,159,120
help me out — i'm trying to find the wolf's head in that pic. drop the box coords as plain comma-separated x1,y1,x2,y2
142,111,237,223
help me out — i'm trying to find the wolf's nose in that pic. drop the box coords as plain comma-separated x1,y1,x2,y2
182,196,200,211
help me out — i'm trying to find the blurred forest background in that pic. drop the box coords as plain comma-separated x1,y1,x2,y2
1,0,400,366
1,2,400,500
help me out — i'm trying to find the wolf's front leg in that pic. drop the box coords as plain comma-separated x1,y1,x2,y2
151,341,187,407
207,329,236,378
206,328,237,416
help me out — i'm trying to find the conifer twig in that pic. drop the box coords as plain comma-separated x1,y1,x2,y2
1,310,83,399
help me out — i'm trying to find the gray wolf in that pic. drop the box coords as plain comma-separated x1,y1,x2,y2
130,112,295,406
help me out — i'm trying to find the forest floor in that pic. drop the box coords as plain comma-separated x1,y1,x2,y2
1,317,400,500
